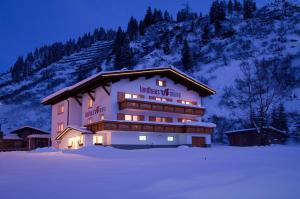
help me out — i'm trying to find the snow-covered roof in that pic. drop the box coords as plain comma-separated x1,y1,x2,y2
225,127,287,135
27,134,51,139
2,134,22,140
42,67,216,105
10,126,49,134
56,125,93,140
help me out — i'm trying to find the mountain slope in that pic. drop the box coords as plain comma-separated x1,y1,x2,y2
0,1,300,134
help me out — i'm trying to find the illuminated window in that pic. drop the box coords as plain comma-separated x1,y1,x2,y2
153,116,171,123
125,114,140,121
132,115,139,121
155,97,161,101
125,93,132,99
157,80,166,87
68,138,73,147
167,136,174,142
125,93,139,99
87,118,92,124
78,136,84,145
58,123,64,132
125,114,132,121
180,100,195,105
93,135,103,145
100,114,104,121
182,119,192,123
57,104,64,114
162,98,167,102
139,135,147,141
88,98,93,108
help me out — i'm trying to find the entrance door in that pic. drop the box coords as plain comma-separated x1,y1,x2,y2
192,137,206,147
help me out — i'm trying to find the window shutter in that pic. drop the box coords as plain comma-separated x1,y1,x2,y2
163,80,167,87
117,113,125,120
165,117,173,123
191,101,197,105
177,100,182,103
166,98,172,102
117,92,125,102
149,96,155,100
139,94,145,99
149,116,156,122
138,115,145,121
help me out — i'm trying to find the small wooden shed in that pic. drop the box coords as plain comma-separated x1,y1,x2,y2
225,127,287,146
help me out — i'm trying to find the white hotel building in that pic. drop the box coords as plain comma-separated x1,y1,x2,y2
42,67,216,149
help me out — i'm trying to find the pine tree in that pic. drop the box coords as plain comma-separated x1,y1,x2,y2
234,0,242,12
271,106,279,128
209,0,226,24
113,27,126,54
144,6,154,26
181,39,192,71
214,20,222,36
127,16,138,40
202,23,211,44
209,1,219,24
228,0,233,14
114,36,133,70
162,33,171,55
278,103,288,132
24,52,34,78
163,10,172,22
153,9,163,23
11,56,24,81
243,0,256,19
139,20,146,36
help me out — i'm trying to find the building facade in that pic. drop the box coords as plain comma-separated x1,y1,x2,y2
42,67,216,149
225,127,288,146
0,126,51,151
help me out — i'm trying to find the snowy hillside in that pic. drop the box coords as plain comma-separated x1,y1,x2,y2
0,0,300,134
0,145,300,199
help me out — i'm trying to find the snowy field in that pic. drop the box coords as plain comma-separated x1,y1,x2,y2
0,145,300,199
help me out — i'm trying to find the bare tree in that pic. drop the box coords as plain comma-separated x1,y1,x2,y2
223,57,295,132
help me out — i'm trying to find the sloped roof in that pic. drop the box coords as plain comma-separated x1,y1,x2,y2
10,126,49,134
56,125,93,140
42,67,216,105
225,127,287,135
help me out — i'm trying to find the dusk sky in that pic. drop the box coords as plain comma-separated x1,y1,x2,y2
0,0,270,72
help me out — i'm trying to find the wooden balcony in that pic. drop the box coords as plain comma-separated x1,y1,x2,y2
85,120,214,134
118,99,205,116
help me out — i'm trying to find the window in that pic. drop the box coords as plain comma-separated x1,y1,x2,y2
68,138,74,147
152,116,172,123
125,114,139,121
167,136,174,142
156,80,166,87
139,135,147,141
87,118,92,124
151,96,171,102
99,114,104,121
93,135,103,145
58,123,64,132
88,98,93,108
125,93,139,99
182,119,192,122
57,103,64,114
179,100,196,105
78,136,84,145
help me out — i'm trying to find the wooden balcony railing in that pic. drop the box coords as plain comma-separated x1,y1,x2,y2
118,99,205,116
85,120,213,134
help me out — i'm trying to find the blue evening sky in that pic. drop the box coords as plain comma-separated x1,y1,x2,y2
0,0,270,72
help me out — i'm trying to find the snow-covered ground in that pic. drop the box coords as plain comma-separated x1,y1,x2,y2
0,145,299,199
